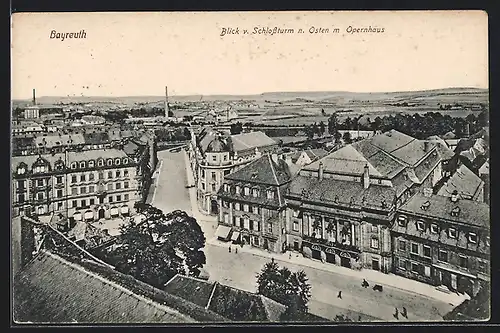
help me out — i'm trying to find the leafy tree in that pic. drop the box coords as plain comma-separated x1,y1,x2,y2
305,125,315,140
102,204,206,289
230,122,243,135
256,260,312,315
334,314,354,322
312,122,319,137
183,127,191,140
328,113,338,135
319,121,326,136
342,131,352,144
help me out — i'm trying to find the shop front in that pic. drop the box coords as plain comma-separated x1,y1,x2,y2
302,239,360,269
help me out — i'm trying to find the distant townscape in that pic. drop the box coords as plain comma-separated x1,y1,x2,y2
12,86,490,324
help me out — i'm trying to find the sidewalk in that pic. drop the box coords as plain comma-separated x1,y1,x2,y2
206,236,469,307
183,149,217,239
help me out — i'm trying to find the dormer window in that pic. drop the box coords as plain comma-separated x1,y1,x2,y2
416,220,425,231
17,165,26,175
115,158,121,166
252,188,258,197
71,162,77,169
88,160,95,168
267,190,275,199
448,227,458,239
123,158,128,164
79,161,86,169
235,186,240,194
244,187,250,196
107,159,113,166
97,159,104,167
468,232,477,244
430,224,439,234
451,207,461,217
397,215,407,227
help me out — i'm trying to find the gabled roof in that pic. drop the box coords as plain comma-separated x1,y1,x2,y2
399,194,490,229
478,159,489,175
164,274,287,322
230,131,276,152
437,164,484,201
34,133,86,148
225,154,291,186
304,148,329,161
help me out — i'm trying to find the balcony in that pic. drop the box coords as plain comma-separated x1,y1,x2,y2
303,235,361,254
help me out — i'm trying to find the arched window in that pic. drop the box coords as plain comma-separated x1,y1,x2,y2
32,157,49,174
88,160,95,168
107,159,113,166
97,159,104,167
79,161,86,169
71,162,77,169
123,158,129,164
115,158,121,166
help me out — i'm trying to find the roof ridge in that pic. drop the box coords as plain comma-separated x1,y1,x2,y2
268,154,280,186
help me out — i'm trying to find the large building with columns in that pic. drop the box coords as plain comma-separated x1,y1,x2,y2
187,128,278,215
283,130,445,273
11,139,153,228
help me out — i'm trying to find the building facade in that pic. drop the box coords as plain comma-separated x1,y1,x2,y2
283,130,446,273
11,141,153,227
392,193,489,296
188,129,278,215
216,154,291,253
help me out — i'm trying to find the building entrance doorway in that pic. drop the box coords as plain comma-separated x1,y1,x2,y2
312,249,322,260
340,256,351,268
98,208,105,219
210,199,218,215
372,259,380,271
294,241,300,251
326,253,336,264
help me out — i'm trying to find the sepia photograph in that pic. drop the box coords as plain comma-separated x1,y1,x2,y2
10,10,490,324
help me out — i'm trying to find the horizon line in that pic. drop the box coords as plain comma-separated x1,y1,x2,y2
12,86,488,101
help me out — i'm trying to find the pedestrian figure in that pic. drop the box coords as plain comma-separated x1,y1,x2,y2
393,307,399,320
402,307,407,318
337,291,342,299
289,252,292,259
235,247,238,254
358,315,362,322
362,279,369,288
271,257,275,263
229,246,231,253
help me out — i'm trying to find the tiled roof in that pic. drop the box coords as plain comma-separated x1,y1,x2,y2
83,132,110,145
478,159,489,175
399,194,490,229
286,175,396,211
305,148,329,161
226,154,291,186
34,133,86,148
13,250,196,323
437,164,484,201
164,274,289,322
230,132,276,152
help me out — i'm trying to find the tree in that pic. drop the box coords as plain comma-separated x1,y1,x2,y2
256,261,312,315
321,108,326,116
305,125,315,140
102,204,206,289
183,127,191,140
328,113,338,135
342,131,352,144
319,121,326,136
230,122,243,135
312,122,319,137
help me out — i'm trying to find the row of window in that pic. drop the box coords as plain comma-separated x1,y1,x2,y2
71,170,130,183
15,157,133,175
223,184,275,199
70,182,130,195
70,194,130,208
224,214,275,234
231,202,261,214
397,215,485,244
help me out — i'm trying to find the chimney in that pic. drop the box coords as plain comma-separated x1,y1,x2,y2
165,86,170,118
318,162,324,181
32,89,36,105
451,189,459,202
424,141,429,152
363,164,370,189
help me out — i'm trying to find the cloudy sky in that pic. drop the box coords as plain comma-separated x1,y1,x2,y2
11,11,488,99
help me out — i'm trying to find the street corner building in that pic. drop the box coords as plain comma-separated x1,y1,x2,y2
11,137,156,230
12,216,228,324
187,127,278,215
216,153,292,253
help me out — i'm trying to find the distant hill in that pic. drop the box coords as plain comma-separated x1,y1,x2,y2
12,87,488,105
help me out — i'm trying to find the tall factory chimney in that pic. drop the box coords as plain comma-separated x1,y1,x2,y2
32,88,36,105
165,86,170,118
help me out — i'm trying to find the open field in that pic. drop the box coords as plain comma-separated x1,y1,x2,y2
12,88,488,123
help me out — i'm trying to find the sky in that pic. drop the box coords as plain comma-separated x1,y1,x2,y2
11,11,488,99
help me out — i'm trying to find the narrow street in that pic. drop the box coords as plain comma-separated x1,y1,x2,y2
149,149,455,322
